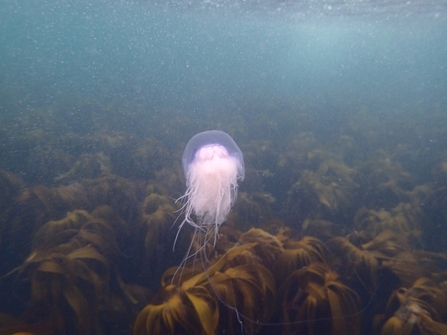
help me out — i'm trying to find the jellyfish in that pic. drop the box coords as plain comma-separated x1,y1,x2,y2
176,130,245,254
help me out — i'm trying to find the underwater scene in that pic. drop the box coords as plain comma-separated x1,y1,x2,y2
1,0,447,334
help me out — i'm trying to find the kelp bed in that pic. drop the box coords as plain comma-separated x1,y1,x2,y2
0,99,447,335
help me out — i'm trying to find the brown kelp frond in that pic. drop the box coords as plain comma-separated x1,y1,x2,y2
408,278,447,313
361,229,410,258
135,190,186,281
133,283,218,335
262,219,298,243
55,175,147,220
375,278,447,335
197,243,261,280
17,245,109,335
308,159,358,212
302,218,349,241
358,150,417,209
285,159,358,223
32,209,92,249
55,152,112,182
380,251,426,288
162,243,258,290
126,137,172,181
354,202,422,235
230,192,274,230
90,204,130,240
32,214,119,261
137,192,177,253
277,133,318,179
330,230,427,292
279,262,361,335
328,236,379,293
138,193,176,229
5,185,73,263
360,230,427,286
207,263,276,334
274,236,328,284
5,205,141,335
135,242,276,335
212,225,242,257
237,227,284,268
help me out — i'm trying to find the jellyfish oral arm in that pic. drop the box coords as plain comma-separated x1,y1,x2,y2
184,145,238,227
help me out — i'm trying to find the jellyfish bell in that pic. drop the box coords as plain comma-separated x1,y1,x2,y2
176,130,244,253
